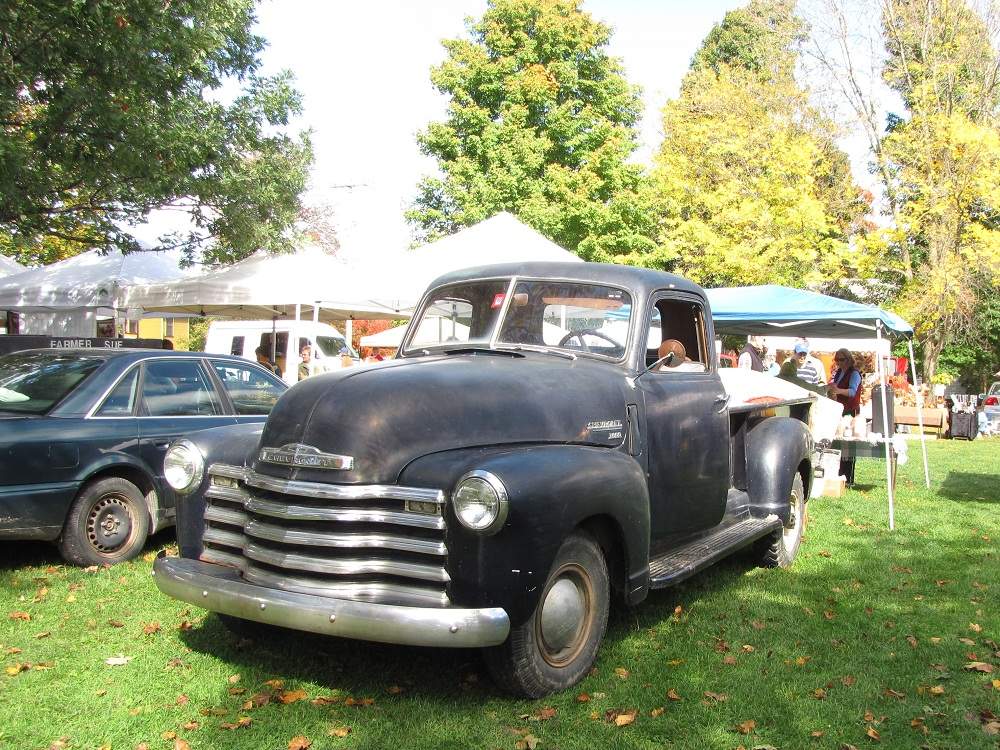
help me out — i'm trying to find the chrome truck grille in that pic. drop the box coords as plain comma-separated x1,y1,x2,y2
200,464,450,607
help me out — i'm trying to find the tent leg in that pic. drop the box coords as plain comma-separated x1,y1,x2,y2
312,303,320,377
908,339,931,488
876,323,895,530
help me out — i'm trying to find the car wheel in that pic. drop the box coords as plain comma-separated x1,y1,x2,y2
755,473,806,568
58,477,150,566
483,530,609,698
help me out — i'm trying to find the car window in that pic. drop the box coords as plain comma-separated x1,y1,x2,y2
647,297,710,373
141,360,222,417
0,351,105,415
96,367,139,416
211,361,286,415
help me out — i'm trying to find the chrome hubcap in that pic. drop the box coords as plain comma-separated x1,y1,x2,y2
537,564,594,667
783,491,802,547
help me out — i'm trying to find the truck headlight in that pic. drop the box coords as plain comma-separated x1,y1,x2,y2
452,470,508,534
163,440,205,494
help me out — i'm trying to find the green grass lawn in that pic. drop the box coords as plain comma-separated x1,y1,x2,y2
2,439,998,750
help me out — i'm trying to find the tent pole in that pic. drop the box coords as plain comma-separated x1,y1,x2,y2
875,322,895,530
908,339,931,488
292,303,301,385
312,302,320,377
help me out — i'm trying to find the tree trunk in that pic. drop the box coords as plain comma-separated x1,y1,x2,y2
921,331,944,386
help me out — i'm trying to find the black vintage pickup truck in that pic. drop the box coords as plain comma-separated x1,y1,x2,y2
153,262,814,697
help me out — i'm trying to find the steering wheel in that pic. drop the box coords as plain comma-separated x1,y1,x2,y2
558,328,621,352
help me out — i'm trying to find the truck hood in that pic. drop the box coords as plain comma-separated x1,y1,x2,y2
254,351,630,485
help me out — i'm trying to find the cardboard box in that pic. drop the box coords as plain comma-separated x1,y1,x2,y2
823,476,846,497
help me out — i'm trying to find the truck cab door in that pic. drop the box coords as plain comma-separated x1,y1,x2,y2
638,293,730,538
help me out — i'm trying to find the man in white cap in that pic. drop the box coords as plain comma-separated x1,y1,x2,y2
793,339,826,386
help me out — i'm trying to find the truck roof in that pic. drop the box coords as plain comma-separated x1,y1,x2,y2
428,261,706,300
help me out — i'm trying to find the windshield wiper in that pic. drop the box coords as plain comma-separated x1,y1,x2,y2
443,346,522,357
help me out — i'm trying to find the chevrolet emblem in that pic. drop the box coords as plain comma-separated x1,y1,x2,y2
259,443,354,471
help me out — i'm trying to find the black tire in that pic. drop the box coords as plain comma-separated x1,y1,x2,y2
755,473,806,568
483,531,609,698
58,477,150,566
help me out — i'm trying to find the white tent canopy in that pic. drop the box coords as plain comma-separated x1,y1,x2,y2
0,248,196,336
126,244,403,323
0,255,24,277
369,212,582,312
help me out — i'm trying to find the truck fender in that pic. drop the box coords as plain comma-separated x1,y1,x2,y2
173,422,265,560
744,417,813,524
400,444,650,628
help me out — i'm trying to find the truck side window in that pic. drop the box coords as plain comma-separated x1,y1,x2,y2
649,298,709,373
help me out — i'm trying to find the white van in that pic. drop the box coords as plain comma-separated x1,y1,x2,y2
204,320,358,386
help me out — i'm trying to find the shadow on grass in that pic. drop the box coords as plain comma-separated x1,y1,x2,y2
0,527,177,571
937,470,1000,503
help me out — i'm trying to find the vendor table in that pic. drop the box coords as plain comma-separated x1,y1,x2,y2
831,437,897,492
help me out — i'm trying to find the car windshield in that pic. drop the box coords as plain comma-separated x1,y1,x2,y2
0,352,106,414
404,278,632,360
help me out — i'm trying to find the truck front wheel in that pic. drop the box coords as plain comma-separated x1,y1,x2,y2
755,473,806,568
484,530,609,697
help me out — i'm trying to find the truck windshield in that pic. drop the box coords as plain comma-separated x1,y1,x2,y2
404,278,632,360
0,352,105,414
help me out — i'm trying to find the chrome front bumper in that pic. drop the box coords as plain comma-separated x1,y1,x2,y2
152,556,510,648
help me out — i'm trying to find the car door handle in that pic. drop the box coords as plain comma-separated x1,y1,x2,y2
714,393,731,412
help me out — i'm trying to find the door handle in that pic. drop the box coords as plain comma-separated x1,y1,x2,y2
714,393,731,413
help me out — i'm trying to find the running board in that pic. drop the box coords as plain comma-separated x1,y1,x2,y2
648,515,782,589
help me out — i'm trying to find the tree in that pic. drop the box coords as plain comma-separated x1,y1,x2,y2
0,0,312,266
650,0,869,288
407,0,657,261
804,0,1000,381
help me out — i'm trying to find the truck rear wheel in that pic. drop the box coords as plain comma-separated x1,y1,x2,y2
483,530,609,698
755,473,806,568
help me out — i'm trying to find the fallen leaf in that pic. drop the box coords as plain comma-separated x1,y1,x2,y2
959,637,976,646
576,693,590,703
929,685,945,695
667,688,682,701
277,689,308,704
228,673,240,684
182,721,200,731
714,639,730,653
514,733,540,750
35,631,50,639
175,694,189,706
650,707,665,717
228,687,245,696
795,656,811,666
287,735,311,750
704,691,728,703
5,663,29,676
883,688,905,700
220,717,252,730
813,688,827,700
344,696,375,707
142,622,161,635
752,620,766,630
824,611,835,621
965,662,994,673
614,667,630,679
810,730,824,737
906,636,918,649
605,708,637,727
865,725,881,741
173,739,191,750
863,710,875,722
819,550,832,557
992,679,1000,690
741,644,755,653
841,675,857,687
198,708,227,717
9,611,30,622
264,679,285,690
723,655,737,665
107,619,124,628
387,685,403,694
177,620,193,631
735,719,756,734
328,726,351,738
970,623,983,633
536,707,557,720
667,658,684,666
104,655,131,666
161,731,177,740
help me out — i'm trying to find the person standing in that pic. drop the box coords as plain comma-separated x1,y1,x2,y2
298,343,312,381
793,340,826,386
828,348,863,485
254,345,281,377
738,336,765,371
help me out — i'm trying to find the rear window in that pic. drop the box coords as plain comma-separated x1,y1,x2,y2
0,352,105,415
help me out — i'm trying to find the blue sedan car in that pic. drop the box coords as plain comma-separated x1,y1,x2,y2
0,348,287,565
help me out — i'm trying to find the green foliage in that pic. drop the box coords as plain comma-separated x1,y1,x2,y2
0,0,312,265
407,0,656,259
651,1,869,288
876,1,1000,380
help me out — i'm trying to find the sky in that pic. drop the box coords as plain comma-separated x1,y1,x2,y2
230,0,750,259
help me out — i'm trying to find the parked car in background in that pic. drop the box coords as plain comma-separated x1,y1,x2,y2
0,349,287,565
982,381,1000,431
